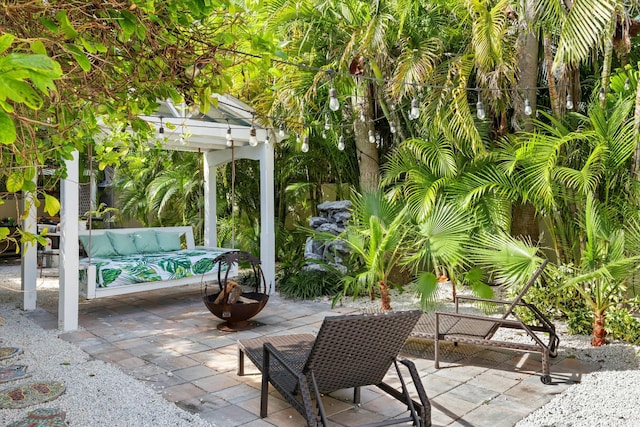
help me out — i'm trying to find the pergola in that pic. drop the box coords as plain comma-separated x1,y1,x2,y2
20,94,276,331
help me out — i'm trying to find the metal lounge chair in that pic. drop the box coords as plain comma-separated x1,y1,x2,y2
410,259,560,384
237,310,431,426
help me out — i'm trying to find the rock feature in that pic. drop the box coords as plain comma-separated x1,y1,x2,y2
303,200,352,274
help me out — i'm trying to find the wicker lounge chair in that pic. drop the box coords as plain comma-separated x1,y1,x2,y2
410,259,560,384
237,310,431,426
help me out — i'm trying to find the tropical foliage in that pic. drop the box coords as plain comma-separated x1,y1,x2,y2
5,0,640,346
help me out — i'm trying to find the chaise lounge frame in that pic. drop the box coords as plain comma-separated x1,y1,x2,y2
410,260,560,384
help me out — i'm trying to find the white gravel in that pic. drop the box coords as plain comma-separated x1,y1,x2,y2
1,266,639,426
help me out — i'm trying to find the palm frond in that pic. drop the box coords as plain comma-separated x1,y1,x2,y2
554,0,616,67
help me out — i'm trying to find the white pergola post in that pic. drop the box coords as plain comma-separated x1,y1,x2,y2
21,179,38,310
203,151,217,247
259,143,276,293
59,150,80,331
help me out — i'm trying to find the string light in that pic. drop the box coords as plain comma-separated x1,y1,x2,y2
524,98,532,116
328,71,340,111
278,122,285,137
227,138,233,148
321,130,327,139
599,87,606,102
265,132,270,144
158,116,164,134
226,120,232,141
375,132,381,147
625,78,631,91
301,135,309,152
476,100,485,120
249,115,258,146
338,134,345,151
566,94,574,110
324,115,331,130
368,129,375,143
389,122,396,134
409,97,420,120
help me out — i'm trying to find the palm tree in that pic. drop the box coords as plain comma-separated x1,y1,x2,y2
336,190,412,311
560,195,640,346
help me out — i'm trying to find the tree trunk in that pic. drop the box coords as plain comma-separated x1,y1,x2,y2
543,34,561,119
591,310,607,346
632,63,640,178
515,3,539,131
511,202,540,244
379,280,392,311
352,84,379,192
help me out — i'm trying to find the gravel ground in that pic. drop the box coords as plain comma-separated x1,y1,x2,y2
1,265,640,426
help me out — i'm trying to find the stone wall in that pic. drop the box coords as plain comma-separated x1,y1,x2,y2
303,200,351,274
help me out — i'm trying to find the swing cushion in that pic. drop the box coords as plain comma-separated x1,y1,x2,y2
132,230,162,253
107,232,138,256
79,234,117,258
156,231,182,252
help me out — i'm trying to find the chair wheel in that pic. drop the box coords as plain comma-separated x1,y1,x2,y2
540,375,552,384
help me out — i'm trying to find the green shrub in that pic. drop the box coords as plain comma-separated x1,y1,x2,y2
277,267,342,300
605,306,640,344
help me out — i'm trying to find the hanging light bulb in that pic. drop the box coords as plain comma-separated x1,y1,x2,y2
338,134,345,151
227,139,233,148
566,94,574,110
301,135,309,152
322,130,327,139
375,132,381,147
410,97,420,120
524,98,532,116
158,116,164,134
599,87,606,102
368,129,375,143
278,122,285,137
625,78,631,91
324,115,331,130
329,87,340,111
296,133,301,144
359,109,366,123
390,123,396,134
265,133,270,144
476,99,485,120
226,122,232,141
249,126,258,146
